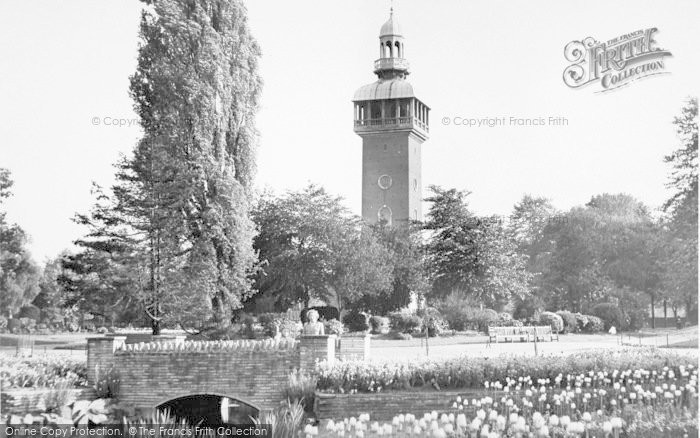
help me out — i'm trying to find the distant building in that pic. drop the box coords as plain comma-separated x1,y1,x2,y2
353,8,430,226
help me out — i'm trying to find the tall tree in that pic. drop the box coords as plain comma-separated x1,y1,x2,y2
424,186,530,308
661,97,698,323
330,225,393,313
68,0,262,334
0,168,40,317
508,195,558,255
508,195,558,309
355,224,428,314
252,185,392,312
32,253,70,310
535,194,662,315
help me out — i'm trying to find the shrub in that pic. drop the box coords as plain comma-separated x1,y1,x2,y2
17,304,41,321
387,310,422,334
7,318,21,333
19,317,37,333
392,332,412,340
573,313,589,332
539,311,564,332
342,310,370,333
418,307,449,337
283,369,317,414
497,312,513,324
0,315,7,331
0,356,87,388
435,292,479,331
258,313,301,338
495,318,524,327
592,303,625,330
300,306,339,324
624,306,648,331
324,319,344,335
41,307,61,324
473,309,499,333
512,295,545,321
584,315,604,333
368,316,390,334
257,313,276,334
492,312,523,327
434,293,500,332
556,311,578,333
241,315,256,339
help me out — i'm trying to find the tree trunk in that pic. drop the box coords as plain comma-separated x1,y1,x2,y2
650,295,655,329
663,299,668,329
152,318,161,335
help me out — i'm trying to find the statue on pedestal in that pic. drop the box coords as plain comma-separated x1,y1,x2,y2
303,309,325,336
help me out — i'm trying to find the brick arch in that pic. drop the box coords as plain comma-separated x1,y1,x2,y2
154,392,262,413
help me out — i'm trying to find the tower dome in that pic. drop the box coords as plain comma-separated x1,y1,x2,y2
380,8,402,37
375,8,408,79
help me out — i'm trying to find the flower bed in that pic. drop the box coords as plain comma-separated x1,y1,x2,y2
316,349,695,393
316,362,698,437
0,355,87,388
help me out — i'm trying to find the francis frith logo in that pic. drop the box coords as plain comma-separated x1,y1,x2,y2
563,28,672,92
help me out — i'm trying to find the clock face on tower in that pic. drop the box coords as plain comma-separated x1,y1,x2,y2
378,174,393,190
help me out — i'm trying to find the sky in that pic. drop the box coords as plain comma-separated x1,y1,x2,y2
0,0,698,262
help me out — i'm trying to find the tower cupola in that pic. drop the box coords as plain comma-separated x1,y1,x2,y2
375,8,409,79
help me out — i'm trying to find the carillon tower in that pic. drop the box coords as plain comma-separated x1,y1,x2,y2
353,8,430,226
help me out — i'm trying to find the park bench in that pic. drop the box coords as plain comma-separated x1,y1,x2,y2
487,326,559,344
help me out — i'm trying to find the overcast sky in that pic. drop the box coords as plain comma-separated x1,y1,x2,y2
0,0,698,262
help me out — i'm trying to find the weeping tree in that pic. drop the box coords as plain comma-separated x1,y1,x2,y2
66,0,262,334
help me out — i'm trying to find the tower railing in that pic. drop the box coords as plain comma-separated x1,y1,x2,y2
374,58,410,72
354,116,429,133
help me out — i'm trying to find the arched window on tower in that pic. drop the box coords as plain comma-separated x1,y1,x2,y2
385,41,393,58
378,206,393,226
395,41,401,58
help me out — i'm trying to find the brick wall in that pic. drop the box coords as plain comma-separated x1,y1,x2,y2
86,336,126,386
299,335,336,371
84,335,338,416
114,347,301,416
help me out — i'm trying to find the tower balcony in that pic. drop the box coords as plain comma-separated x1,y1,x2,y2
373,57,410,74
354,116,429,139
353,96,430,140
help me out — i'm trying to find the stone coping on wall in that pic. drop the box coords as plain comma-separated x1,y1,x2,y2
116,338,299,354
